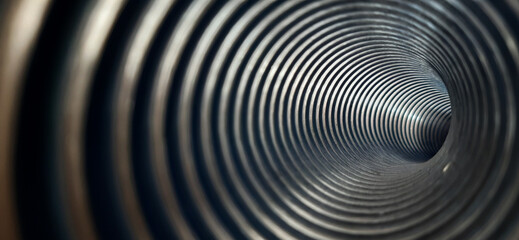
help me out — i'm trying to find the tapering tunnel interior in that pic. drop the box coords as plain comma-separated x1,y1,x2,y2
1,1,518,240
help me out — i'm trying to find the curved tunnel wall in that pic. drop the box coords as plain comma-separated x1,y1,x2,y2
0,1,518,239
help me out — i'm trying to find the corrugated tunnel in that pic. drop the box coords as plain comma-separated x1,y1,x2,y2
1,1,518,239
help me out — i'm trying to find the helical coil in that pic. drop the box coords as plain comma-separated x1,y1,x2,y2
1,1,519,239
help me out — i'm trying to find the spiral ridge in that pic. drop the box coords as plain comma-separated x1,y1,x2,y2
1,1,519,239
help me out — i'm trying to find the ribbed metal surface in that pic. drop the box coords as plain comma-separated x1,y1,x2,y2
1,1,519,239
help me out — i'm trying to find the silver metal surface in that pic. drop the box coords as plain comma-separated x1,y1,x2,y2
1,1,518,239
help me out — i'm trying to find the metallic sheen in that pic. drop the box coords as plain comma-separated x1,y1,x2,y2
1,1,519,239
